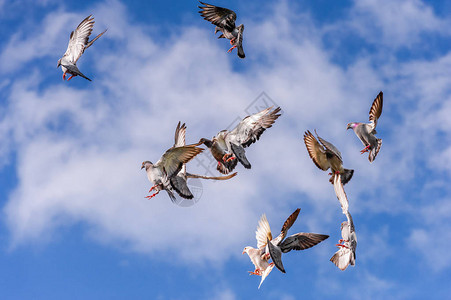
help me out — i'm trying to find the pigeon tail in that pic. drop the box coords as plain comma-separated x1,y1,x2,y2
230,143,251,169
237,46,245,58
341,169,354,185
62,64,91,81
166,189,177,203
368,139,382,163
267,239,285,273
170,176,194,199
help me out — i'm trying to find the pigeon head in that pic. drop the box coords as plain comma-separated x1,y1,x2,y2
57,58,62,68
141,161,153,170
198,138,213,148
341,221,348,230
347,122,359,130
242,246,251,255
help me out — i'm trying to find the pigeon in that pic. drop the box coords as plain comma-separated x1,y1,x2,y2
57,15,107,81
333,173,349,214
330,210,357,271
303,130,354,185
265,209,329,274
347,91,383,162
198,1,245,58
141,133,204,202
243,209,299,289
169,122,237,199
199,106,281,174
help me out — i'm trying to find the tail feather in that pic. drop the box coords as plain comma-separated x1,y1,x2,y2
237,46,245,59
368,139,382,163
62,64,91,81
341,169,354,185
230,143,251,169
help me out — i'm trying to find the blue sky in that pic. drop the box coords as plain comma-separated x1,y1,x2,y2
1,0,451,299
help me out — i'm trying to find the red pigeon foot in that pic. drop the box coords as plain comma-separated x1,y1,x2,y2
227,45,237,53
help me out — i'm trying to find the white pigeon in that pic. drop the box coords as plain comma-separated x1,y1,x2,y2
330,210,357,271
57,15,107,81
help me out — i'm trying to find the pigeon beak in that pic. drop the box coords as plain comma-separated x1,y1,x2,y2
242,250,246,254
141,165,145,170
346,123,352,130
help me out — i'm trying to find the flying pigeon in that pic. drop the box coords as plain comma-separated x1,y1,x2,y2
170,122,237,199
347,91,383,162
141,131,204,202
330,210,357,271
303,130,354,185
198,1,245,58
57,15,107,81
265,209,329,274
243,209,300,288
333,173,349,214
199,106,281,174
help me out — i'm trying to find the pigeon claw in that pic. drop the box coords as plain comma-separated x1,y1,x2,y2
222,153,232,162
336,243,350,249
145,191,159,200
226,156,236,162
62,73,66,80
148,185,157,193
227,45,237,53
230,38,236,45
360,145,371,154
67,75,75,81
248,269,262,276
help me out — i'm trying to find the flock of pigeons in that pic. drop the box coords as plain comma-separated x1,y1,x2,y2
56,2,383,289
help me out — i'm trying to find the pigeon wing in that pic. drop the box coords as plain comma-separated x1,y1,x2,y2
315,130,343,162
64,15,95,64
280,233,329,253
303,130,329,170
272,208,300,246
256,214,273,249
228,106,281,148
198,1,237,32
333,174,349,214
157,145,204,178
369,91,383,130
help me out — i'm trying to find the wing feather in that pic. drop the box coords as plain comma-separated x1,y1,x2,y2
280,233,329,253
64,15,95,63
272,208,300,246
369,91,383,130
303,130,329,170
198,1,237,32
315,130,342,162
256,214,273,249
157,145,204,178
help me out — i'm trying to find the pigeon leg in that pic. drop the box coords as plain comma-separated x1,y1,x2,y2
336,243,350,249
248,269,262,276
148,185,157,193
222,153,232,162
226,156,236,162
230,38,236,45
62,72,67,80
227,45,237,53
145,190,160,200
67,75,75,81
360,145,371,154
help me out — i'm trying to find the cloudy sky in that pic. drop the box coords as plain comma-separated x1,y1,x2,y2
1,0,451,298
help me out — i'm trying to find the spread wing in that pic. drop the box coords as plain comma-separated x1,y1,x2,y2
369,91,383,130
156,145,204,179
173,122,187,175
315,130,342,161
228,106,281,148
272,208,300,246
63,15,95,64
198,1,237,32
303,130,329,170
256,214,273,249
333,174,349,214
280,233,329,253
173,122,186,148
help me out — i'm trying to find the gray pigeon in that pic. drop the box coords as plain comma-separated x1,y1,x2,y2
199,106,281,174
198,1,245,58
266,208,329,274
330,210,357,271
57,15,107,81
347,91,383,162
169,122,237,199
304,130,354,185
141,135,204,202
